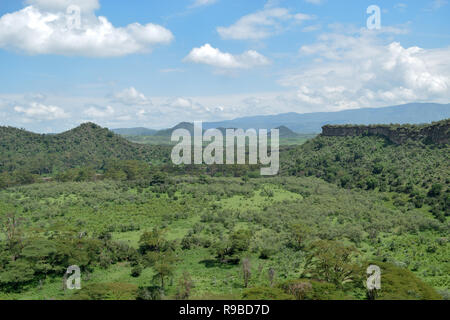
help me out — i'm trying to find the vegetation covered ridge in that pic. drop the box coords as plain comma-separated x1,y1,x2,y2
322,119,449,144
0,122,171,175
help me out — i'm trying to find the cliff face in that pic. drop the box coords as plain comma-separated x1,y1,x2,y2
322,119,449,144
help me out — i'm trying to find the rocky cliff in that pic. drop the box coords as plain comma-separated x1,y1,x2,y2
322,119,449,144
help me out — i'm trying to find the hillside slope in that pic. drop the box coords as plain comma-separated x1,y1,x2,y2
281,123,449,220
0,123,170,174
112,127,157,136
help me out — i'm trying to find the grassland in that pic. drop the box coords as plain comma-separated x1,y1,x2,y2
0,176,447,300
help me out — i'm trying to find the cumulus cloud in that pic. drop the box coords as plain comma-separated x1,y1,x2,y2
184,44,270,69
0,1,173,57
279,30,450,111
111,87,151,106
83,105,114,118
163,97,213,114
25,0,100,12
168,97,193,108
217,7,314,40
14,102,69,120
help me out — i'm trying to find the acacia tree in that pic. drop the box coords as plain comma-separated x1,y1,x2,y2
152,251,177,288
289,223,312,249
304,240,359,288
138,229,178,289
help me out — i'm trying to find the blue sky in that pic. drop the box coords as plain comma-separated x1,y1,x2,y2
0,0,449,132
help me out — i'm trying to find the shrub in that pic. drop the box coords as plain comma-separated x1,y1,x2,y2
71,283,138,300
242,286,294,300
368,262,442,300
131,265,143,278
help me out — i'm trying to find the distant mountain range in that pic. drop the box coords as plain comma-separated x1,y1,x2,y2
114,103,450,135
203,103,450,133
144,123,300,139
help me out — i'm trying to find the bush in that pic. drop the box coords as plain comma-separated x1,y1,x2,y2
137,286,164,300
242,286,294,300
131,265,143,278
71,283,138,300
368,262,442,300
278,280,353,300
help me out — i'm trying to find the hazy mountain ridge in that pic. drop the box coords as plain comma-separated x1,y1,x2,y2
112,103,450,136
203,103,450,133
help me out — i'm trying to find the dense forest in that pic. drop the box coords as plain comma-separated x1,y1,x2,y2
0,121,448,300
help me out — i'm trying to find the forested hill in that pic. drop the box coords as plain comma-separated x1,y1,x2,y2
112,127,157,136
0,123,170,175
281,122,449,221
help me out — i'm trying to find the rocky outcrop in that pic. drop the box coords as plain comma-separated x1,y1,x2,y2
322,119,449,144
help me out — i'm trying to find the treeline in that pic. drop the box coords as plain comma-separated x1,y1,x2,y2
0,216,137,292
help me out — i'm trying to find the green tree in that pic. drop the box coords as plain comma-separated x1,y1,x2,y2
304,240,359,288
138,228,168,254
151,251,177,288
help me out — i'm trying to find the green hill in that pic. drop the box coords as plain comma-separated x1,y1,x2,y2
154,122,194,137
273,126,299,138
281,122,449,220
0,123,170,175
112,127,157,136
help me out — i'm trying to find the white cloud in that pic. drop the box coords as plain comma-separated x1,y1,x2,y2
302,24,321,32
111,87,151,106
168,97,193,108
217,7,314,40
163,97,211,113
25,0,100,12
14,102,69,120
0,2,173,57
305,0,324,4
279,30,450,111
24,93,47,102
189,0,218,8
184,43,270,69
83,105,114,118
